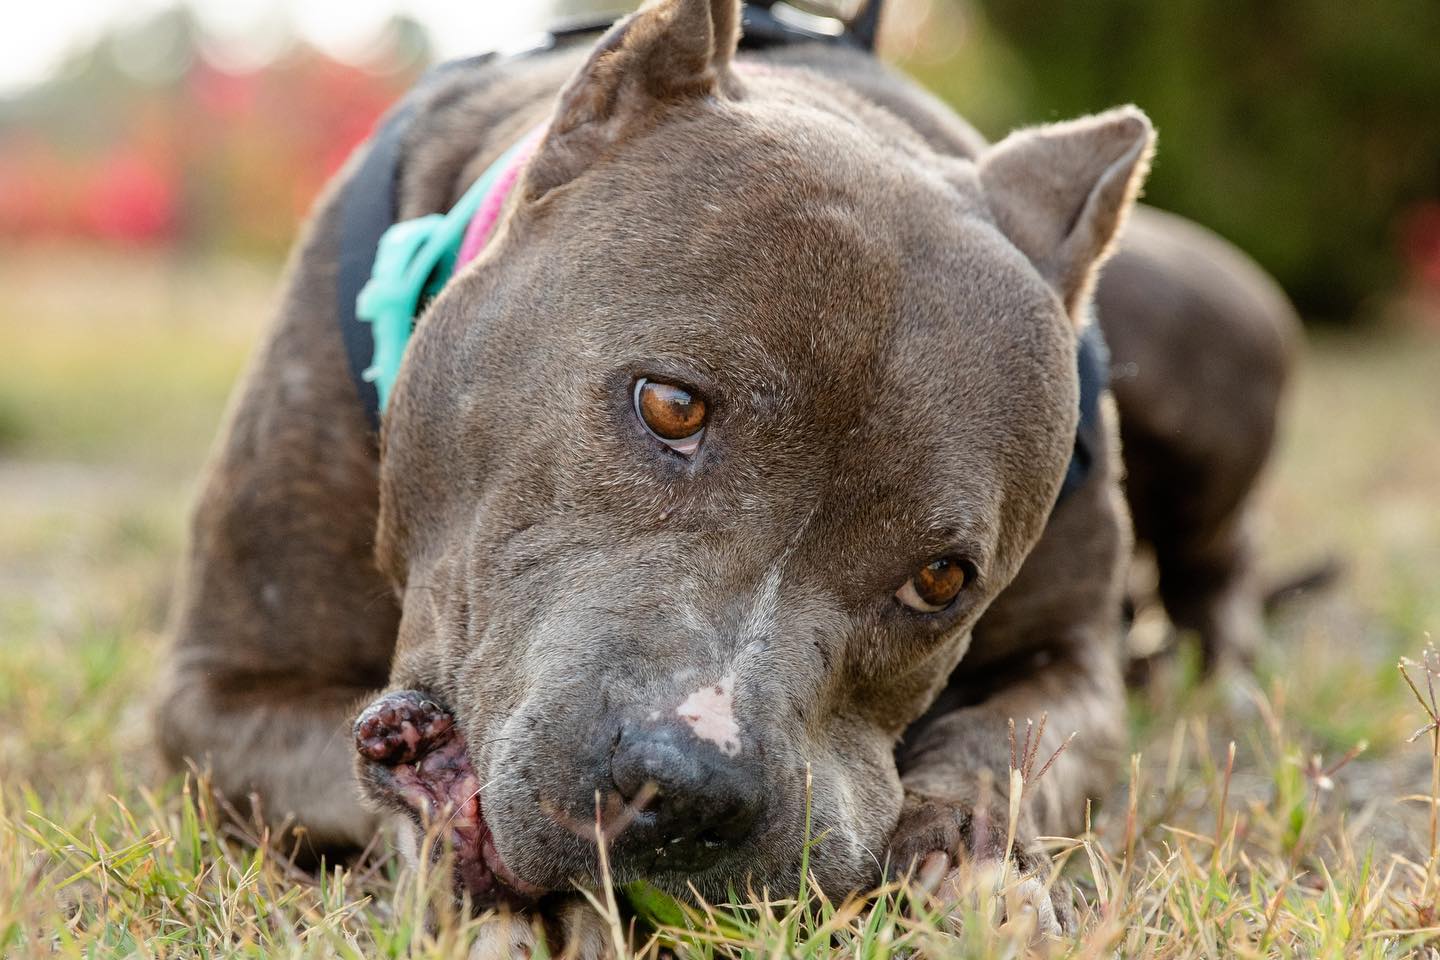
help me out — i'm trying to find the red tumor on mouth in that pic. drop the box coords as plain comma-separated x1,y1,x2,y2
354,690,541,904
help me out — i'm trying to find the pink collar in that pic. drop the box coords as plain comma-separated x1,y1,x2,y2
455,124,548,268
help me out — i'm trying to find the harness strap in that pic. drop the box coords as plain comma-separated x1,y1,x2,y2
1062,321,1109,501
356,127,544,414
848,0,884,51
336,54,496,431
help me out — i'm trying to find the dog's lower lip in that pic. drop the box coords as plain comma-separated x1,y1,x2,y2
448,762,547,903
482,830,546,898
403,768,543,905
353,690,545,906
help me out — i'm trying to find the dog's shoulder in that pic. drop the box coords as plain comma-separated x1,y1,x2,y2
745,43,990,161
394,46,589,221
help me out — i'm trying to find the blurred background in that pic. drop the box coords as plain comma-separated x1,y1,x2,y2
3,0,1439,318
1,1,1437,805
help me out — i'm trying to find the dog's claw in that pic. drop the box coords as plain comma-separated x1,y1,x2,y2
916,850,951,893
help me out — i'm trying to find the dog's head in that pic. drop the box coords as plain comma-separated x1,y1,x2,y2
368,0,1151,901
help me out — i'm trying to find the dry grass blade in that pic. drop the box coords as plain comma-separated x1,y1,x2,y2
2,260,1439,957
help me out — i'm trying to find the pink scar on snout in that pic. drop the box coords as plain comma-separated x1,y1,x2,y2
676,675,741,757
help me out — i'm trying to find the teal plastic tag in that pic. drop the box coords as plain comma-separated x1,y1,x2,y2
355,134,536,414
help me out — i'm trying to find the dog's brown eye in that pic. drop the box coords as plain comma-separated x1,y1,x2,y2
897,558,968,613
634,378,707,455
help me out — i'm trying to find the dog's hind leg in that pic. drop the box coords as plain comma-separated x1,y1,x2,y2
1154,511,1267,672
1097,206,1298,674
155,186,399,855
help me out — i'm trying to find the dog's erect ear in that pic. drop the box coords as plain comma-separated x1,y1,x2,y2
524,0,742,199
979,106,1155,322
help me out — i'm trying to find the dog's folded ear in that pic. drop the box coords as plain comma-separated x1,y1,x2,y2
979,106,1155,323
524,0,742,200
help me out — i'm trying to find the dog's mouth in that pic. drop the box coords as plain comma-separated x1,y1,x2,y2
354,691,543,906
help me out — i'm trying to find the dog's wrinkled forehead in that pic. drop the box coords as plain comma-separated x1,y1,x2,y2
378,0,1152,585
527,106,1076,495
380,112,1076,592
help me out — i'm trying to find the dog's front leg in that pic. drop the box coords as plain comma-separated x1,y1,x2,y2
887,639,1125,934
155,176,401,854
464,900,613,960
887,453,1130,935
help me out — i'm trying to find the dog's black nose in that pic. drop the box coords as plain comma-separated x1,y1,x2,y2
610,721,761,864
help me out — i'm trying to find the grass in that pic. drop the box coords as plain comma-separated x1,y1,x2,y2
2,248,1439,957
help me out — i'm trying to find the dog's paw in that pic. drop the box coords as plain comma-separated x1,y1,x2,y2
550,898,616,960
887,792,1075,939
464,899,615,960
468,910,540,960
997,866,1068,939
917,851,1073,940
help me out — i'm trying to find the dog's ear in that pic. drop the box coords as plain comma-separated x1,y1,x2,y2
979,106,1154,322
524,0,741,199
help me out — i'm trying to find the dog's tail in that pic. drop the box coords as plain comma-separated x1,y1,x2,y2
1263,555,1345,614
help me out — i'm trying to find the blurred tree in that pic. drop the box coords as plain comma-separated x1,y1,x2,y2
911,0,1440,319
8,0,1434,317
0,5,423,255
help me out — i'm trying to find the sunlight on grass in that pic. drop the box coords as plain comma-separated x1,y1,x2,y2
1,252,1438,957
5,674,1440,957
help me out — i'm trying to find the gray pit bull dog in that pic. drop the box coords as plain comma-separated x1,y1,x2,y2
156,0,1169,941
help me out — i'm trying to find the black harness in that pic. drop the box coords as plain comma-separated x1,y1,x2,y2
334,0,1106,501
